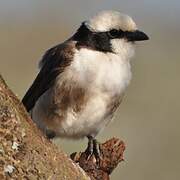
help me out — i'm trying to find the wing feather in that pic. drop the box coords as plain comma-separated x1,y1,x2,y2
22,42,74,112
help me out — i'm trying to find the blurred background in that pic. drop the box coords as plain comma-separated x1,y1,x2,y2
0,0,180,179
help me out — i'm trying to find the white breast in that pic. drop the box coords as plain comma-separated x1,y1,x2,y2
71,48,132,95
55,48,132,138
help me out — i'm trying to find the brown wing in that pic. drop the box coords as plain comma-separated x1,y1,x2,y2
22,42,74,112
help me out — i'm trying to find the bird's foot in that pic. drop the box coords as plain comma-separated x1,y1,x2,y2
85,136,102,163
45,129,56,139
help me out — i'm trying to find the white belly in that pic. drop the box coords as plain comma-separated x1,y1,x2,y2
32,48,132,139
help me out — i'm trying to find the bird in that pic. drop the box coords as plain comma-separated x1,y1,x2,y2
22,10,149,158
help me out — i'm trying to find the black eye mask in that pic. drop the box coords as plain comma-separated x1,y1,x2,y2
73,23,149,53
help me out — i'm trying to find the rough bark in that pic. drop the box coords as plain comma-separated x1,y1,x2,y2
0,74,125,180
71,138,125,180
0,75,89,180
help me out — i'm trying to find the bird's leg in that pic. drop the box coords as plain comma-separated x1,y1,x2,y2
85,136,102,161
85,136,94,159
93,138,101,160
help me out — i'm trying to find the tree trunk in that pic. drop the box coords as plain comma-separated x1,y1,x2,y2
0,74,125,180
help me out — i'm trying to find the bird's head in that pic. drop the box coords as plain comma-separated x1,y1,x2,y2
74,10,149,55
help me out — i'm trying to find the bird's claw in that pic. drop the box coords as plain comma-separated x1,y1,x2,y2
85,136,102,163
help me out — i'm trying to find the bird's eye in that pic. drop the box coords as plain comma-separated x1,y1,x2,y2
108,29,119,38
108,29,123,39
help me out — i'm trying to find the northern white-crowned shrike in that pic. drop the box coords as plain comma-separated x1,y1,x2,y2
22,10,149,158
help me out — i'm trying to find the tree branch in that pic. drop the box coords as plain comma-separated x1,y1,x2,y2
0,74,89,179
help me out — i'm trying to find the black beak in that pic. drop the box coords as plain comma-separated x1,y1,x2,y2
126,30,149,41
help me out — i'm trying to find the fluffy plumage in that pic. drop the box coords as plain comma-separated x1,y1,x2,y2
86,10,137,32
22,10,148,140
